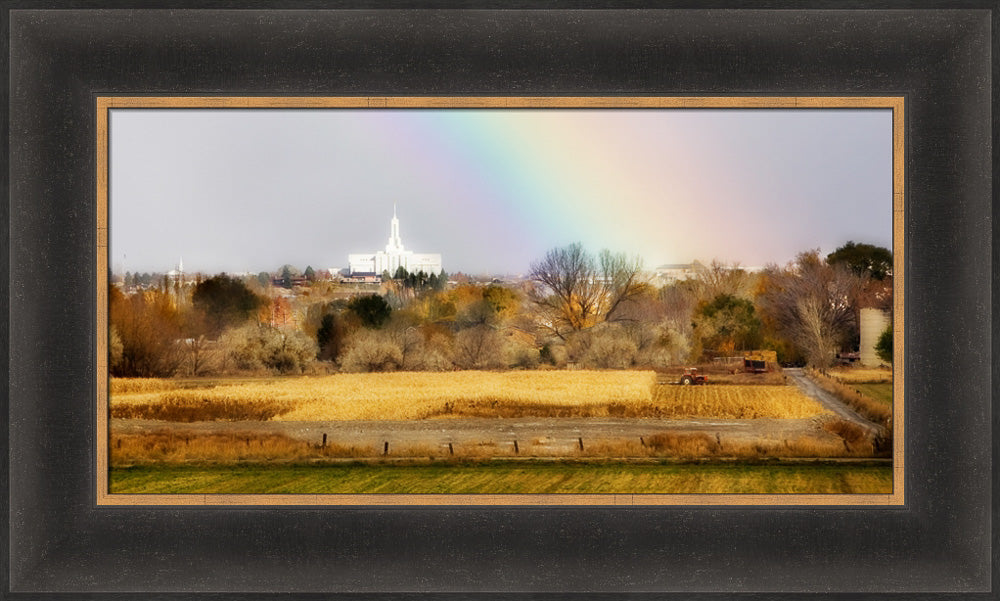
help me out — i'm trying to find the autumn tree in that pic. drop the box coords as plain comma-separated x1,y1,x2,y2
756,251,863,367
109,286,185,377
481,285,519,319
693,293,763,357
528,243,649,339
109,325,124,372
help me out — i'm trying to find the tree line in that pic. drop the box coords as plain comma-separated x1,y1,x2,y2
109,241,891,377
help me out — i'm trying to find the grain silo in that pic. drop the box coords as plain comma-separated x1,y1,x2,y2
859,307,891,367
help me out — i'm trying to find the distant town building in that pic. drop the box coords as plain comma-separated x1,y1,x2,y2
347,204,442,278
653,262,700,284
652,261,764,286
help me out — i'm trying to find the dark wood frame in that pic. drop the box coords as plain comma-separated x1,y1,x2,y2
5,5,994,597
96,95,905,508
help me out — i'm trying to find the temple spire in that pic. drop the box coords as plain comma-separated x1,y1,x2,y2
386,203,404,253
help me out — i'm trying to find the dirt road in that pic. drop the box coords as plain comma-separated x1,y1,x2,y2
113,414,836,454
784,368,884,435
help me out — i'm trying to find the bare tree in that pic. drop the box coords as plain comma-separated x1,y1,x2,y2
692,259,753,301
454,325,505,370
183,335,214,376
756,251,863,367
598,249,649,321
528,243,649,339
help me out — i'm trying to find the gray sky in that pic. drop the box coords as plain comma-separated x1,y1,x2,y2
110,108,893,276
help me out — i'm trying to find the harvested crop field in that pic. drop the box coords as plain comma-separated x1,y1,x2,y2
652,385,828,419
111,371,657,421
111,370,826,422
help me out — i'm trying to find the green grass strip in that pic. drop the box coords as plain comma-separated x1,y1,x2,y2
854,383,893,406
111,462,893,495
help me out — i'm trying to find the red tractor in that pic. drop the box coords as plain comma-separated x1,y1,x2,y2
678,367,708,385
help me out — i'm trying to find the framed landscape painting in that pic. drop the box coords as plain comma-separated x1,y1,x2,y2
8,6,992,599
98,96,904,506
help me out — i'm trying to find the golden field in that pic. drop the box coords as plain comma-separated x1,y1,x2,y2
111,370,829,422
651,385,828,419
111,371,657,421
826,367,893,383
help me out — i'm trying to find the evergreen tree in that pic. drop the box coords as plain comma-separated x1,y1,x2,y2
827,241,893,280
192,274,264,335
347,294,392,329
875,325,893,364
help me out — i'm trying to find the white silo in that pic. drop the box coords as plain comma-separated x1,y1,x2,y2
859,307,891,367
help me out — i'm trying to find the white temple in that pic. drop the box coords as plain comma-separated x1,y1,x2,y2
347,205,442,277
166,257,184,281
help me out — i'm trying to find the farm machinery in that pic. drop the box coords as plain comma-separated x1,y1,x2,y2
678,368,708,385
713,353,773,374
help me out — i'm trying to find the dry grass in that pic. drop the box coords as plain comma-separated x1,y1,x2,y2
651,385,828,419
110,378,185,395
826,367,892,384
641,429,874,459
110,431,374,465
111,427,872,465
807,369,892,428
111,371,658,422
111,393,297,422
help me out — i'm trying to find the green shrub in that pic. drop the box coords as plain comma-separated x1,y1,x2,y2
875,325,893,364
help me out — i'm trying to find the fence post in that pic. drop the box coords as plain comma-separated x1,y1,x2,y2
513,440,519,454
322,433,327,448
578,437,584,451
383,441,389,456
448,442,454,455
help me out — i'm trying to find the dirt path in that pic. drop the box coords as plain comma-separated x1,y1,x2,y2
784,368,884,435
113,414,835,455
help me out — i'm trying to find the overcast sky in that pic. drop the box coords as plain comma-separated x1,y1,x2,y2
110,108,892,276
